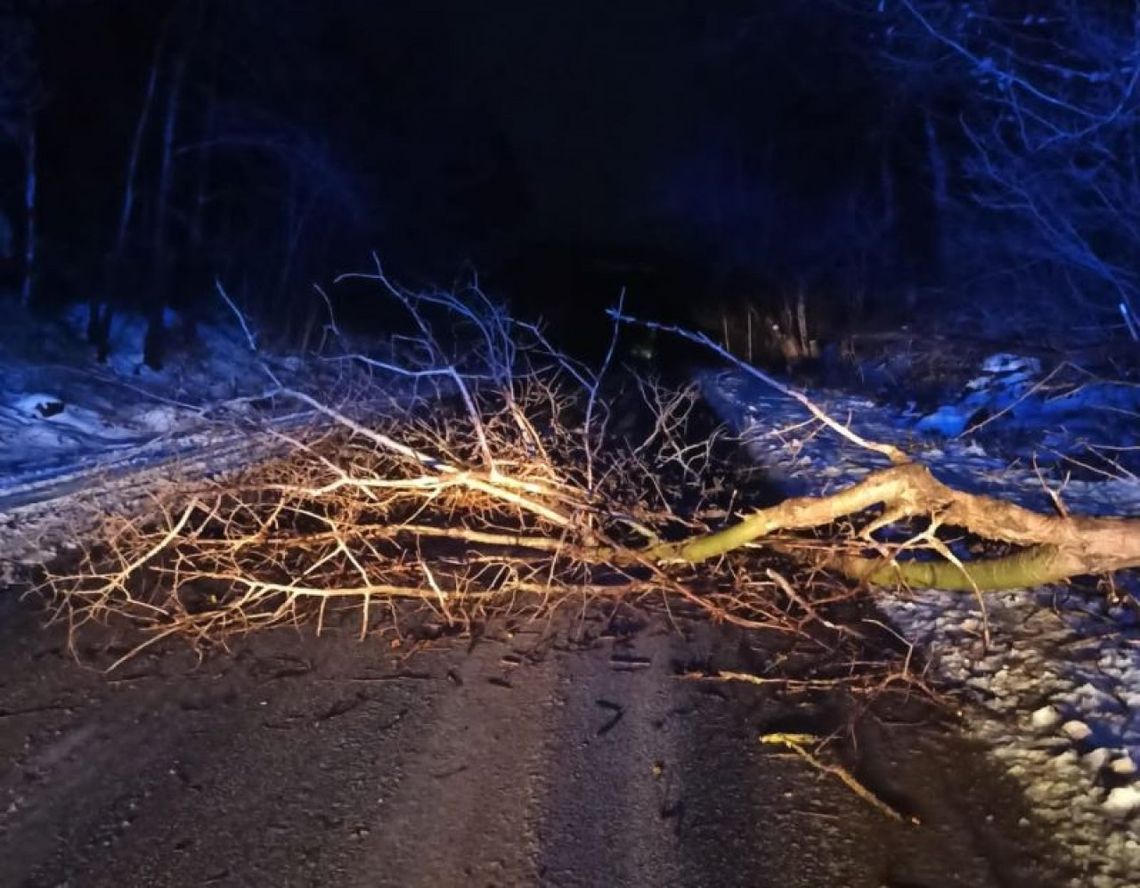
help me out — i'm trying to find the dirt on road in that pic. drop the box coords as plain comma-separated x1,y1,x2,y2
0,595,1070,888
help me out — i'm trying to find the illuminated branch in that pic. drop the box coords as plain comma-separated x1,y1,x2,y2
40,274,1140,678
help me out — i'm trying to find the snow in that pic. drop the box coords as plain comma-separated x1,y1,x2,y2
1061,720,1094,742
0,301,298,483
0,299,426,570
11,393,65,418
0,301,334,569
1104,786,1140,815
898,345,1140,447
1112,756,1137,776
704,360,1140,887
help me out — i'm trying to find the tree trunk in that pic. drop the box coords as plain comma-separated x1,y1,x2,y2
19,120,35,308
114,41,163,258
922,106,948,278
146,44,189,371
650,462,1140,591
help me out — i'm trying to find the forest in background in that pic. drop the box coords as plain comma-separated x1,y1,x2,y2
0,1,1137,366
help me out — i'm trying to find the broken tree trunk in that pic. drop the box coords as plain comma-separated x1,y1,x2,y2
647,462,1140,591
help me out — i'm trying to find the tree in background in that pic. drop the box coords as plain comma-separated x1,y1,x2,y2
95,0,376,367
867,0,1140,340
0,10,39,308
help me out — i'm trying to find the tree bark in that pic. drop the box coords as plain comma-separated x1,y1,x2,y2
649,463,1140,591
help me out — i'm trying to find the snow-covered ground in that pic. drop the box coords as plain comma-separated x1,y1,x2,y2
705,366,1140,888
0,302,335,569
0,304,285,481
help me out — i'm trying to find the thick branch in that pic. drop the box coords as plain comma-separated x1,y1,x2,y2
649,463,1140,589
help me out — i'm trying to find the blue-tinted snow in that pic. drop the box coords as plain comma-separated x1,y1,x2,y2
703,366,1140,887
0,303,316,565
703,369,1140,517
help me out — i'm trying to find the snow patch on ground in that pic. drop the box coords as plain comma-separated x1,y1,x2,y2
0,301,423,572
885,590,1140,886
704,367,1140,887
0,301,327,570
0,301,299,483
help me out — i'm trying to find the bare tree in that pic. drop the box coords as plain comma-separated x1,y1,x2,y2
0,12,38,307
868,0,1140,338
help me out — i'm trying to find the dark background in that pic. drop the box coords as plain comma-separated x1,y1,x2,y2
1,1,1134,363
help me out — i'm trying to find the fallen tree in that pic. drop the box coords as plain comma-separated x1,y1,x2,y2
39,266,1140,668
653,460,1140,588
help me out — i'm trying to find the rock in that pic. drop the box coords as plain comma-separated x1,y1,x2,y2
1060,720,1092,742
1030,705,1062,730
1110,756,1137,777
1102,785,1140,815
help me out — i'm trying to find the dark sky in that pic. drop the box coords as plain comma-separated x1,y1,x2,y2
21,0,914,322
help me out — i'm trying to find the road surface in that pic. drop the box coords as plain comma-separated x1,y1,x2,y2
0,596,1069,887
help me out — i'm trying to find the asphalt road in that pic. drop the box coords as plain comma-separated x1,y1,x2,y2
0,596,1070,888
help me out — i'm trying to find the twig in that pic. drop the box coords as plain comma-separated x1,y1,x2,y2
216,278,259,352
759,732,918,825
608,310,910,466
